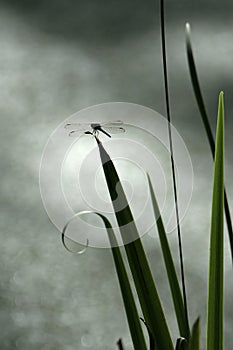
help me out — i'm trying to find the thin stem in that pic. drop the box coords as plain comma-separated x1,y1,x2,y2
160,0,189,333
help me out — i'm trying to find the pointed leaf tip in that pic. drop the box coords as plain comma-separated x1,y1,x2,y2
185,22,191,33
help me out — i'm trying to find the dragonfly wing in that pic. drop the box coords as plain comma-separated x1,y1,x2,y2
101,120,125,134
64,123,90,131
68,130,81,137
102,120,124,127
68,129,91,137
103,126,125,134
65,120,125,136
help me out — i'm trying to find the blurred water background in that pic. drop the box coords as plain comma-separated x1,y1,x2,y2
0,0,232,349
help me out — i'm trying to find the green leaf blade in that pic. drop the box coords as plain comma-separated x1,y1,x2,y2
97,138,174,350
188,318,200,350
96,213,147,350
148,175,190,339
185,23,233,263
207,92,224,350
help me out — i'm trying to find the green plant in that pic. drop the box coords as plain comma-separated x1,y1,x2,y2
62,2,230,349
63,91,226,349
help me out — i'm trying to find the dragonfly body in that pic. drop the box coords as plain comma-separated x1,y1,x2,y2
65,121,125,138
90,123,111,138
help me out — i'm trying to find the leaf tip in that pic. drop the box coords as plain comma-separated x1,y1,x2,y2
185,22,192,51
185,22,191,33
218,91,224,116
185,22,191,40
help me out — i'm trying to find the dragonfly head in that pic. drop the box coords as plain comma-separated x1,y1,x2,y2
91,123,101,130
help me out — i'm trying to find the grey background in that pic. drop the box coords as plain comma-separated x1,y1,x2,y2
0,1,232,349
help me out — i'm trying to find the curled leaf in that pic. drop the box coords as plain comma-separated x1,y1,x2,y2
63,210,147,350
175,337,188,350
140,317,156,350
62,211,90,254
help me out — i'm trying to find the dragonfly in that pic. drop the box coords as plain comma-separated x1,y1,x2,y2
65,121,125,138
